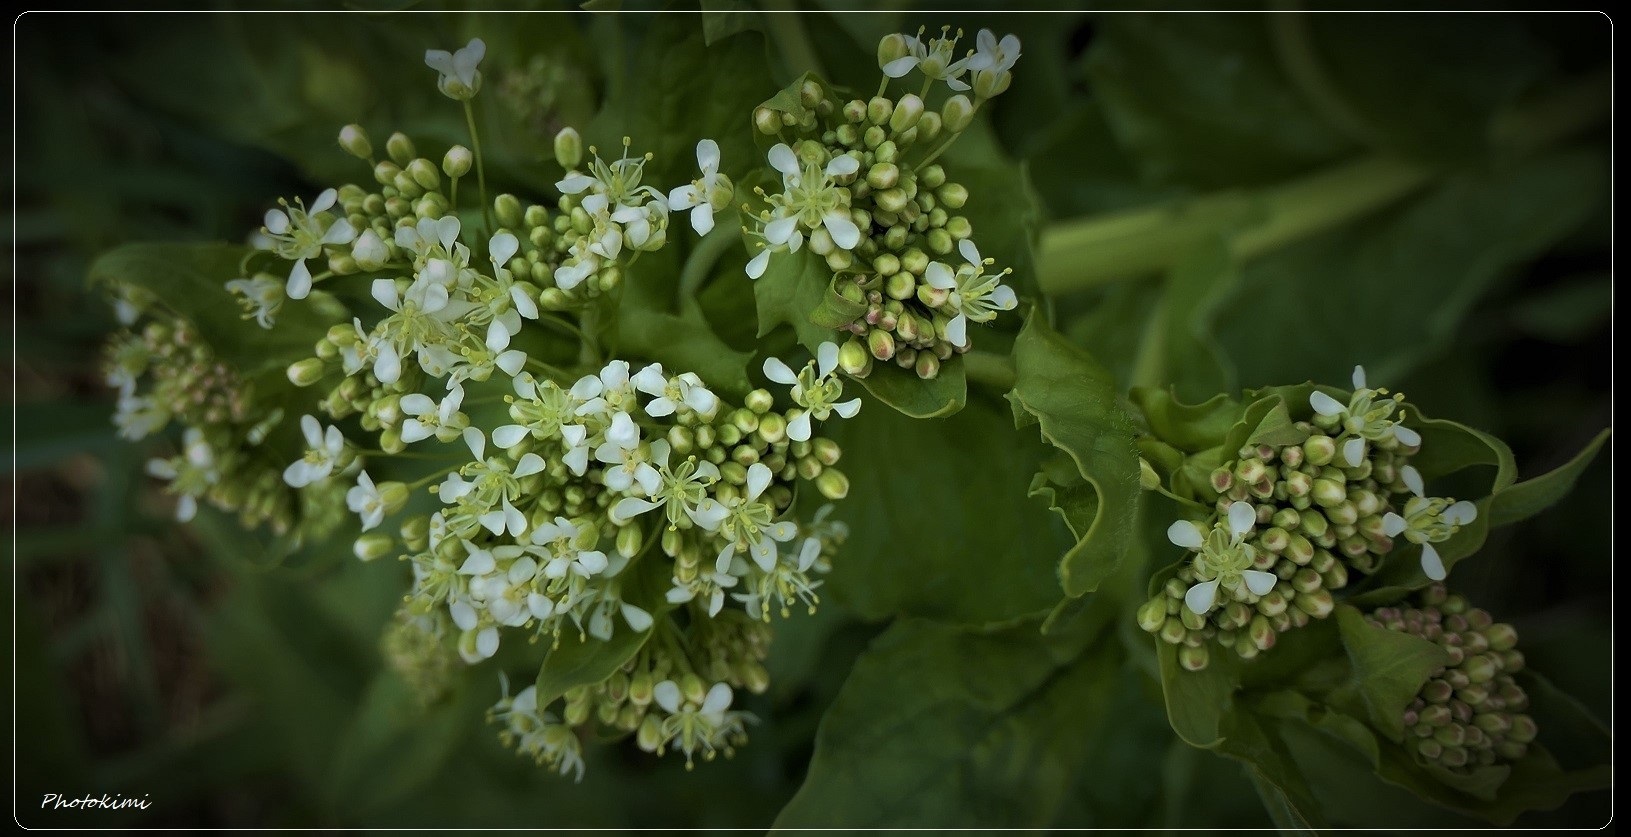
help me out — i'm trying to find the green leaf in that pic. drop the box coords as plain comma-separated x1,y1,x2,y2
616,306,753,398
88,242,339,379
807,277,868,329
750,246,840,350
1488,428,1611,527
534,556,669,707
1129,388,1244,454
1156,641,1237,750
1008,312,1143,596
1221,391,1310,459
1407,415,1519,491
326,674,476,815
853,359,967,419
1334,605,1450,741
776,617,1116,828
821,396,1068,626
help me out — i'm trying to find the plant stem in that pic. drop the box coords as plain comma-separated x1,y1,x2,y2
677,222,740,302
463,100,493,233
962,350,1015,391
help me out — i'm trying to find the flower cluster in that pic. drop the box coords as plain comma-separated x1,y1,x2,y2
108,37,852,779
1139,367,1479,670
1368,585,1536,772
741,27,1024,379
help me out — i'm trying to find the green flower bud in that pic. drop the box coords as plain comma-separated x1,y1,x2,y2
914,351,940,379
758,412,788,444
878,32,910,66
400,515,429,551
338,124,372,159
438,145,472,179
1482,623,1519,652
1311,478,1346,507
881,270,916,301
815,468,849,500
379,426,404,455
799,78,825,109
492,194,524,230
405,158,438,191
752,105,781,136
1507,714,1537,743
353,533,394,562
1137,597,1167,632
868,329,896,360
553,127,583,170
386,132,416,166
867,162,901,191
866,96,893,126
1303,435,1336,466
287,358,325,387
890,93,925,132
917,111,943,142
1294,589,1333,618
616,523,643,560
1178,645,1210,671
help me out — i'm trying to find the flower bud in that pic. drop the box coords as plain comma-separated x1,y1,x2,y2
1178,645,1210,671
1303,435,1336,466
553,127,583,170
867,329,896,361
915,351,940,379
438,145,472,180
353,533,395,562
866,96,894,126
877,32,910,68
917,111,943,142
338,124,372,159
400,515,429,551
753,106,781,136
386,132,416,166
407,158,441,191
815,468,849,500
287,358,326,387
837,340,872,377
890,93,925,132
758,412,788,444
1294,588,1333,618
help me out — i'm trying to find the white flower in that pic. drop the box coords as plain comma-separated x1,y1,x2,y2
762,342,861,441
969,29,1022,73
1383,496,1478,581
667,139,732,235
882,28,975,91
282,415,345,487
763,143,861,252
632,363,719,419
261,188,356,300
1170,501,1277,615
351,228,390,270
596,421,661,494
609,441,722,530
225,275,285,328
651,680,746,767
425,37,485,100
923,239,1018,348
530,517,610,579
1309,365,1419,467
572,360,639,428
666,568,738,617
706,462,799,573
400,386,466,444
347,470,387,531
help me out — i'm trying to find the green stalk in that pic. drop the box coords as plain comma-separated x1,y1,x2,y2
761,2,825,81
463,100,493,232
961,350,1015,392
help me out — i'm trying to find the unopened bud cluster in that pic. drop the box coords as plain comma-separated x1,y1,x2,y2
105,314,315,536
1141,368,1478,670
1369,584,1536,772
381,607,462,707
743,27,1024,379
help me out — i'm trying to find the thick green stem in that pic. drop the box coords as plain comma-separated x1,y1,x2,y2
962,350,1015,392
677,221,740,303
463,100,493,233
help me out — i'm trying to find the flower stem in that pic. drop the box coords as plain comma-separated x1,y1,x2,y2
463,100,493,233
962,350,1015,392
677,222,740,302
760,1,825,81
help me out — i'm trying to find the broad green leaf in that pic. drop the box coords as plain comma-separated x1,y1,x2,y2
749,246,840,350
1220,391,1310,460
1334,605,1450,741
821,396,1069,625
853,359,967,419
1488,428,1610,527
1408,415,1519,491
776,617,1116,828
1157,241,1241,401
1222,710,1329,832
1129,387,1244,454
615,306,753,398
1009,312,1143,596
1156,641,1238,750
326,674,478,815
534,556,670,706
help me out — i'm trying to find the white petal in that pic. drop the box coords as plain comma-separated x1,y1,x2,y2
556,174,595,194
286,259,312,300
1382,512,1407,537
1399,465,1425,497
611,497,660,523
1352,365,1368,390
264,208,290,235
765,214,798,246
988,284,1018,310
825,154,859,178
488,232,519,268
945,313,968,348
300,414,323,448
1392,424,1422,447
450,600,478,631
1420,543,1446,581
763,357,799,385
746,248,771,279
767,143,799,177
690,204,714,236
958,237,981,266
320,217,355,245
696,138,720,173
690,499,729,532
621,603,653,632
514,453,546,478
1443,501,1478,526
1184,579,1220,615
311,188,338,214
176,495,197,522
798,538,821,571
1244,570,1278,596
479,509,508,536
400,420,432,444
882,55,918,78
1310,391,1345,417
463,426,486,460
746,462,773,502
475,627,499,659
833,398,862,418
577,550,609,575
1227,501,1256,538
817,342,839,378
823,211,861,251
374,342,401,384
714,542,737,575
645,397,677,418
924,261,956,290
496,350,527,376
1167,520,1205,549
493,424,529,449
371,278,400,311
788,410,812,442
702,682,733,715
1343,437,1366,468
653,680,682,714
486,320,510,352
459,550,495,576
528,593,555,620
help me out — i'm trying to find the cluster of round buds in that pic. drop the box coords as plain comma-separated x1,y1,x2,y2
381,607,461,708
1369,584,1536,772
105,316,307,535
1140,366,1480,670
744,28,1023,379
